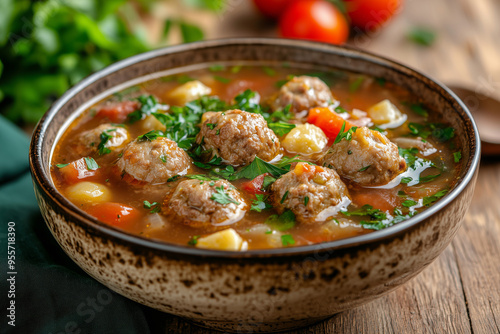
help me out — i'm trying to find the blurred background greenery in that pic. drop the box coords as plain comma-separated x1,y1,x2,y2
0,0,224,124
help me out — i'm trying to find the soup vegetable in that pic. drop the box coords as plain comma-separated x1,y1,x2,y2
51,65,461,251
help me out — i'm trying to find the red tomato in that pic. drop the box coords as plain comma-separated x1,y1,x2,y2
351,189,400,213
57,158,104,184
252,0,298,19
241,173,270,195
96,100,139,123
279,0,349,45
86,203,141,228
344,0,402,30
307,107,354,140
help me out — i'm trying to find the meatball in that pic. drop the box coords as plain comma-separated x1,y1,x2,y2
271,76,335,115
322,127,406,186
73,123,130,157
195,109,280,166
270,162,350,224
116,137,191,185
162,179,247,228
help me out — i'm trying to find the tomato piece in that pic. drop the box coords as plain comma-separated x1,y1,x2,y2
241,173,270,195
307,107,354,140
96,100,139,123
279,0,349,45
252,0,298,19
351,189,400,213
57,158,104,184
344,0,402,31
86,202,141,228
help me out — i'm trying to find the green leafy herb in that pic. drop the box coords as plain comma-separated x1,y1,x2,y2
402,200,418,207
251,194,272,212
280,191,289,204
84,157,99,171
423,189,448,206
408,27,437,46
137,130,164,142
281,234,296,246
210,185,240,205
128,95,161,123
268,122,296,136
401,177,413,184
334,121,358,144
143,200,161,214
209,64,225,72
304,196,309,206
267,105,293,123
398,147,420,169
98,129,115,155
453,151,462,163
193,155,223,169
275,155,312,170
235,157,288,180
335,106,348,113
179,22,204,43
358,165,371,172
409,103,429,117
160,154,167,163
167,175,182,182
232,89,262,114
266,210,296,231
431,125,455,142
206,123,217,130
262,175,277,190
349,76,365,93
275,79,288,88
213,75,231,84
186,174,220,181
419,173,441,183
341,205,387,221
56,163,69,168
408,122,431,138
262,66,276,76
188,235,200,246
211,165,236,179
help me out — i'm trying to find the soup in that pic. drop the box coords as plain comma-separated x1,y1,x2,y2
51,65,461,251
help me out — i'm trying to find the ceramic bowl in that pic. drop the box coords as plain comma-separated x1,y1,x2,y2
29,38,480,333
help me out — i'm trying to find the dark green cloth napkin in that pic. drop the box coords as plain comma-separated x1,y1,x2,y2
0,116,160,334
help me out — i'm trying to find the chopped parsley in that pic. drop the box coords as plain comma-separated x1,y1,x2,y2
56,163,69,168
335,106,348,113
98,129,116,155
206,123,217,130
262,66,276,76
127,95,161,123
188,235,200,246
143,200,161,213
266,210,296,231
358,165,371,172
210,185,240,205
160,154,167,163
407,27,436,46
213,75,230,84
251,194,272,212
419,173,441,183
349,76,365,93
208,64,225,72
167,175,182,182
453,151,462,163
84,157,99,171
281,234,296,246
304,196,309,206
409,103,429,118
137,130,165,142
401,177,413,184
186,174,220,181
334,121,358,144
341,205,387,221
402,200,418,208
233,157,288,180
268,122,296,136
423,189,448,206
193,155,223,169
262,175,277,190
280,191,289,204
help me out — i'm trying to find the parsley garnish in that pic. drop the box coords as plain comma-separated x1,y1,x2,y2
235,157,288,180
266,210,296,231
210,185,240,205
84,157,99,171
143,200,161,213
402,200,418,207
208,64,225,72
137,130,165,142
188,235,200,246
281,234,296,246
334,121,358,144
251,194,272,212
349,76,365,93
127,95,161,123
262,66,276,76
206,123,217,130
407,27,436,46
401,177,413,184
98,129,116,155
186,174,220,181
160,154,167,163
56,163,69,168
453,151,462,163
167,175,182,182
304,196,309,206
335,106,348,113
409,103,429,117
262,175,277,190
358,165,371,172
423,189,448,206
193,155,223,169
268,122,296,136
280,191,289,204
419,173,441,183
213,75,230,84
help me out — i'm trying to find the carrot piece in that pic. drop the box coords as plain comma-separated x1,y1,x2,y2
350,189,399,213
86,202,141,229
307,107,354,140
96,100,139,123
58,158,103,185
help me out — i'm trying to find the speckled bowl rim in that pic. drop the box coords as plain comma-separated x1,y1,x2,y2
30,38,481,259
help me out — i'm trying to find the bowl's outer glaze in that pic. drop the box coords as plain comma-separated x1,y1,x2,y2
30,39,480,332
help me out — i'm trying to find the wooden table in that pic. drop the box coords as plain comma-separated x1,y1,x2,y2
146,0,500,332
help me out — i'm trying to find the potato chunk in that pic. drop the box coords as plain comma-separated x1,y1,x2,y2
140,114,165,133
282,123,328,155
65,182,112,204
367,99,405,126
168,80,211,105
196,228,244,251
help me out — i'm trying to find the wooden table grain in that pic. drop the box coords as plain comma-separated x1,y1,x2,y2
146,0,500,332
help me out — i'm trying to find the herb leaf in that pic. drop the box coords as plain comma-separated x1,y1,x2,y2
210,185,240,205
235,157,288,180
56,163,70,168
423,189,448,206
98,129,115,155
84,157,99,171
281,234,296,246
453,151,462,163
268,122,296,136
251,194,272,212
137,130,165,142
408,27,436,46
266,210,296,231
334,122,358,144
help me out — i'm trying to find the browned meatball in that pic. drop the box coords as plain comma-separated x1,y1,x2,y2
116,137,191,185
73,123,130,157
195,109,280,166
322,127,406,186
162,179,247,228
270,163,350,224
271,76,335,115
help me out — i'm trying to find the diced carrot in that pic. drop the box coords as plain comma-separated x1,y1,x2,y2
307,107,354,140
96,100,139,123
351,189,400,213
58,158,103,185
86,202,141,229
